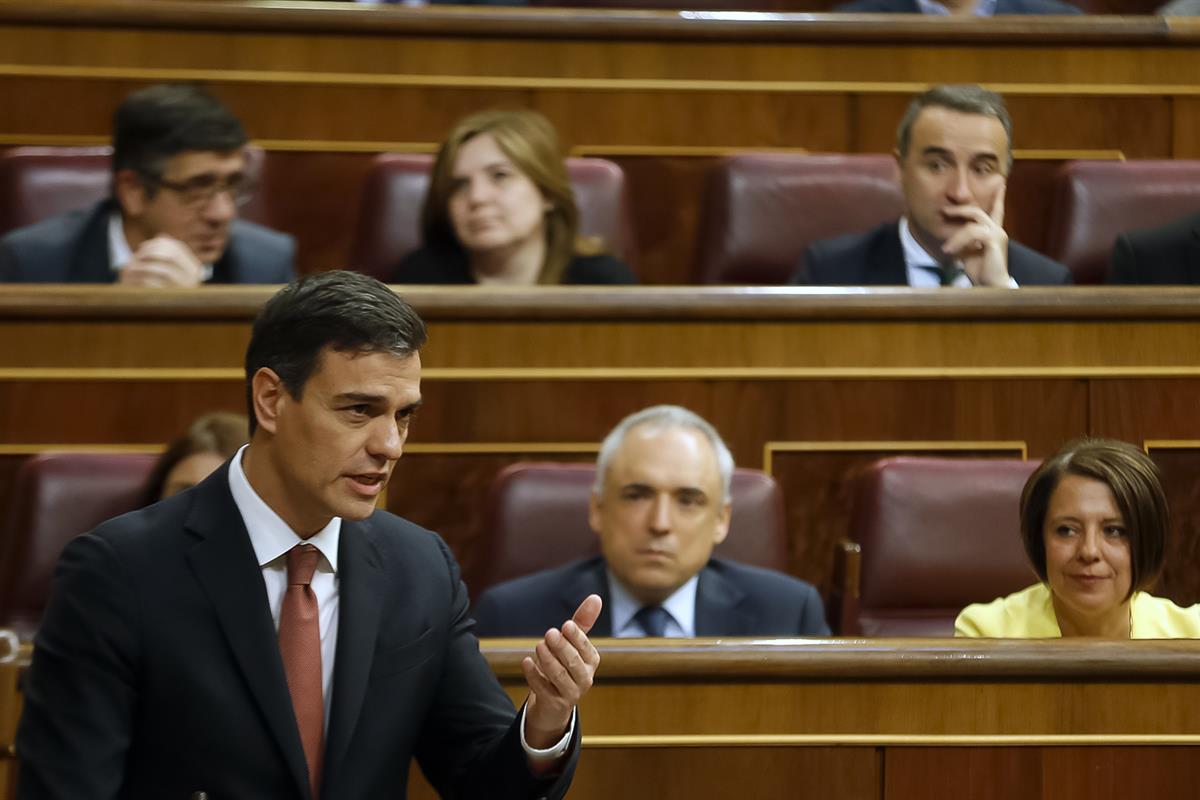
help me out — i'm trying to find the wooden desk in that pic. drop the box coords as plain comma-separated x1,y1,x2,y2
2,286,1200,607
4,638,1199,799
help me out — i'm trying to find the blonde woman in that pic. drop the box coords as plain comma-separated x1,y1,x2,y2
392,110,635,285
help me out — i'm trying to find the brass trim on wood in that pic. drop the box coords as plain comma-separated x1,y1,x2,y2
581,733,1200,748
762,440,1028,474
4,65,1200,97
0,443,163,455
5,367,1200,382
1144,439,1200,453
404,443,599,455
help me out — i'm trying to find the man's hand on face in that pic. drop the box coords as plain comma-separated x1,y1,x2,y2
940,183,1009,287
118,235,206,288
522,594,602,754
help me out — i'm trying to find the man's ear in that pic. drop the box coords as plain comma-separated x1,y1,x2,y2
250,367,286,435
712,501,732,546
588,490,604,539
113,169,147,218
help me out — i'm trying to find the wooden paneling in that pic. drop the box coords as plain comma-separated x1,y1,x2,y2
886,747,1199,800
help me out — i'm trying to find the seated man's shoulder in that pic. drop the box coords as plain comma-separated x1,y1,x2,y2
471,557,599,636
225,220,296,281
708,558,818,599
1125,211,1200,250
1008,240,1073,285
1,206,95,258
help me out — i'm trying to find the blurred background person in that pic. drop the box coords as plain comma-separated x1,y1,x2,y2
0,84,294,286
956,438,1200,638
392,110,636,286
140,411,248,505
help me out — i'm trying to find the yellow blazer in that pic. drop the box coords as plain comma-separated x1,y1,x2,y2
955,582,1200,638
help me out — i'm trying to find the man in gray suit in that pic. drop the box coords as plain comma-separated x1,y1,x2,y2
0,83,294,285
473,405,829,638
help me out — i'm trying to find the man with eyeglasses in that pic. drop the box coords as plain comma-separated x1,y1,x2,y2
0,83,294,285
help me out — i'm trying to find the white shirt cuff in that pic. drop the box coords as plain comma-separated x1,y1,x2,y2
519,706,575,761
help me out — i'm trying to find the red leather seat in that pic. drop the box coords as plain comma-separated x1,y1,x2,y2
838,457,1039,637
0,452,157,639
0,145,269,236
349,153,633,281
467,461,788,599
696,153,905,284
1045,160,1200,284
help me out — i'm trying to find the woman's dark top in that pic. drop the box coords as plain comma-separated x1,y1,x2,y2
391,245,638,285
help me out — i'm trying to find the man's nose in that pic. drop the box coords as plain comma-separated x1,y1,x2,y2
202,187,237,222
648,494,672,535
946,167,972,203
367,418,406,461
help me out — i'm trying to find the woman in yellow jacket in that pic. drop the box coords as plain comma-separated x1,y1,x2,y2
956,438,1200,638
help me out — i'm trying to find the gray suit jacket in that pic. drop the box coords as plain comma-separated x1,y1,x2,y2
0,199,295,283
472,555,831,637
17,463,577,799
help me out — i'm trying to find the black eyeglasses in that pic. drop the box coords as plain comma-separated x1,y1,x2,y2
140,171,255,209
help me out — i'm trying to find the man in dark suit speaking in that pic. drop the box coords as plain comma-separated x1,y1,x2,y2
792,84,1070,288
0,83,294,285
473,405,828,638
17,271,600,799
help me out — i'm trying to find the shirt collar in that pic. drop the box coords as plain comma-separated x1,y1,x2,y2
228,444,340,572
899,218,974,288
607,568,698,637
107,210,133,274
106,208,215,281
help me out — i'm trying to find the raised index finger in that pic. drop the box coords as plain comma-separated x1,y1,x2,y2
571,594,603,635
989,182,1007,228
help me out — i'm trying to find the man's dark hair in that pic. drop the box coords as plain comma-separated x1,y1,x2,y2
896,84,1013,173
244,271,428,435
112,83,247,185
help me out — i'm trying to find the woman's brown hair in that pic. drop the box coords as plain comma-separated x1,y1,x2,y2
1020,438,1167,600
141,412,248,506
420,110,598,285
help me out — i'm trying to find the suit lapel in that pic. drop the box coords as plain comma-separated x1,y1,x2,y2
694,563,754,636
67,200,119,284
864,222,909,286
321,520,385,794
559,559,612,636
184,467,313,800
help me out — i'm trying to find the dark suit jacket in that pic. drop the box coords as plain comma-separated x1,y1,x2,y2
472,556,831,637
0,199,295,284
17,464,576,800
392,245,637,285
791,221,1073,286
835,0,1081,12
1108,213,1200,285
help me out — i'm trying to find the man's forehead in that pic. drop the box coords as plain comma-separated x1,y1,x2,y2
607,424,720,485
163,149,245,178
911,107,1008,156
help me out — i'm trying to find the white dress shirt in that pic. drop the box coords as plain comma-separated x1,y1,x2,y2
607,570,698,638
227,445,572,758
899,217,1018,288
107,211,214,281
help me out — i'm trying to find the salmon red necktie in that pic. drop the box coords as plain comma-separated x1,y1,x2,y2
279,543,324,799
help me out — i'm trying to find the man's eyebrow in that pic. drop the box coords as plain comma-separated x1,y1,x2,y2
919,146,954,159
332,391,386,404
971,153,1001,163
